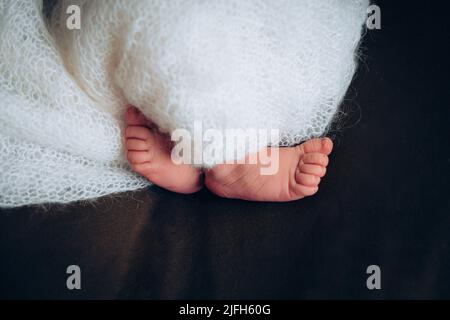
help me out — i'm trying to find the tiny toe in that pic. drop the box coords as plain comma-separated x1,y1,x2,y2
127,150,152,164
299,163,326,177
302,153,329,167
126,138,148,151
321,138,333,155
298,138,333,155
125,126,152,140
294,185,319,197
125,106,148,126
295,171,321,187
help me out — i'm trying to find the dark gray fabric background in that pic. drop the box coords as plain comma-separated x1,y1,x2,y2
0,1,448,299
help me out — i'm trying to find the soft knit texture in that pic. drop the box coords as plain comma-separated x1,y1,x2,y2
0,0,368,207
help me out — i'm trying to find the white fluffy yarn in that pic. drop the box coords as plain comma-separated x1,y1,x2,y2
0,0,368,207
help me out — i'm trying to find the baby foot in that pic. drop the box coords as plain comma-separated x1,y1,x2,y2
204,138,333,202
124,106,203,194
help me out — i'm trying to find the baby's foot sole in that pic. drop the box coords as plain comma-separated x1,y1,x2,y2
125,107,202,194
205,138,333,202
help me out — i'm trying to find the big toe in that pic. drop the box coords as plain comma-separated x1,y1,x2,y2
125,106,148,126
298,137,333,156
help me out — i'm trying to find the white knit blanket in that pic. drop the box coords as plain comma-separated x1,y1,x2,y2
0,0,368,207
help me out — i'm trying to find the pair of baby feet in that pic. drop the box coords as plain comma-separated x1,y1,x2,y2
124,106,333,202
